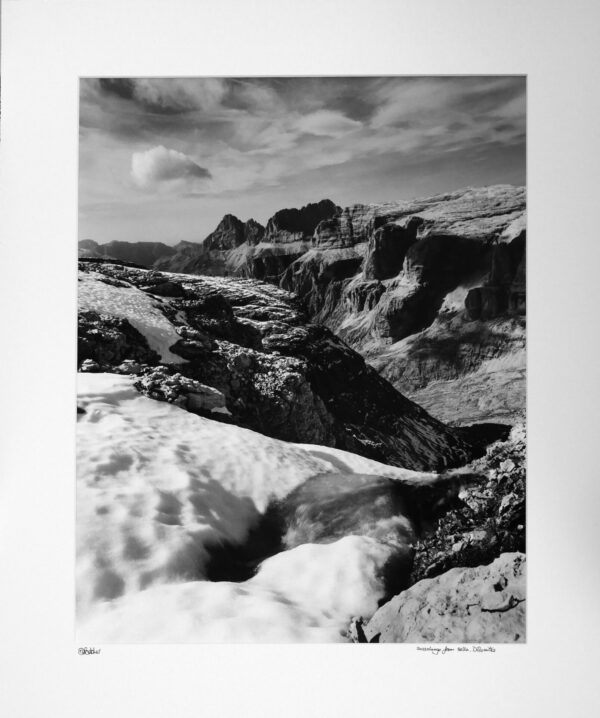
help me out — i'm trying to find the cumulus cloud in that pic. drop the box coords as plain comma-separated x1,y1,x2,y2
131,145,211,190
295,110,362,137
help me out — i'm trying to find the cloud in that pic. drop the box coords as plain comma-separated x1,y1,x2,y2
81,76,526,237
295,110,362,137
131,145,211,190
98,78,136,101
98,78,228,114
369,76,525,129
133,78,227,114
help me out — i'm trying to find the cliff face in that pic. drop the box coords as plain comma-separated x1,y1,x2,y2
264,199,340,241
77,260,494,472
204,215,266,251
276,186,525,424
281,186,525,345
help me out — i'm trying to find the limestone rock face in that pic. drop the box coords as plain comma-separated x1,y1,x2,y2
280,248,365,316
264,199,339,242
246,247,307,283
465,231,526,320
364,552,526,643
363,218,421,280
244,218,265,246
203,214,246,251
204,214,265,251
77,260,487,472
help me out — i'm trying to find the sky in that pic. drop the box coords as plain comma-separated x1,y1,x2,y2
79,76,526,245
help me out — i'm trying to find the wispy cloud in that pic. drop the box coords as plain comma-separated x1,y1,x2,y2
295,109,362,137
99,77,228,114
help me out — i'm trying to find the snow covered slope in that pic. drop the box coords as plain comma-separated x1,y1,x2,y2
77,373,438,642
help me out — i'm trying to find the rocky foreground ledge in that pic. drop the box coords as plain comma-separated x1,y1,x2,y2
360,552,525,644
77,260,501,471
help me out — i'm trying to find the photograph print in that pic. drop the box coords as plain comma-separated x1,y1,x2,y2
77,76,526,643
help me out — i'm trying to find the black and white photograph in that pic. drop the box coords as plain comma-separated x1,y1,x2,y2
3,1,600,715
76,75,526,643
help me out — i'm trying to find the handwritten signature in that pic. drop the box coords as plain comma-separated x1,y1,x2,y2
416,645,496,655
78,647,101,655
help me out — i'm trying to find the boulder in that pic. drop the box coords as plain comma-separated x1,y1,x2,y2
80,358,100,373
134,367,228,416
364,552,526,643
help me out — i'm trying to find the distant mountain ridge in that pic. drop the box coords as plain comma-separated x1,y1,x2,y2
78,239,177,267
151,199,341,278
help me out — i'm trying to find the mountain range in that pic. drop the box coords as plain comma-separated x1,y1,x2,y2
80,185,526,425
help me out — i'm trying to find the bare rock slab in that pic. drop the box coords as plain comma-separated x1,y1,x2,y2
364,552,526,643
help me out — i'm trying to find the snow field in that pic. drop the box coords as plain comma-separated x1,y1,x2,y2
77,373,433,641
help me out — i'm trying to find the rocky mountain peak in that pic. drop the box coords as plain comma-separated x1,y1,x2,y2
203,214,246,251
202,214,266,251
243,218,265,245
264,199,340,240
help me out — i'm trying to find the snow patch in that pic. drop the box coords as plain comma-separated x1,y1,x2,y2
78,536,392,643
78,271,185,363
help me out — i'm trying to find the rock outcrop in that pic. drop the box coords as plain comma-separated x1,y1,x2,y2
77,260,491,472
409,423,525,583
363,552,526,643
78,310,161,367
264,199,340,242
363,218,422,280
204,214,265,251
